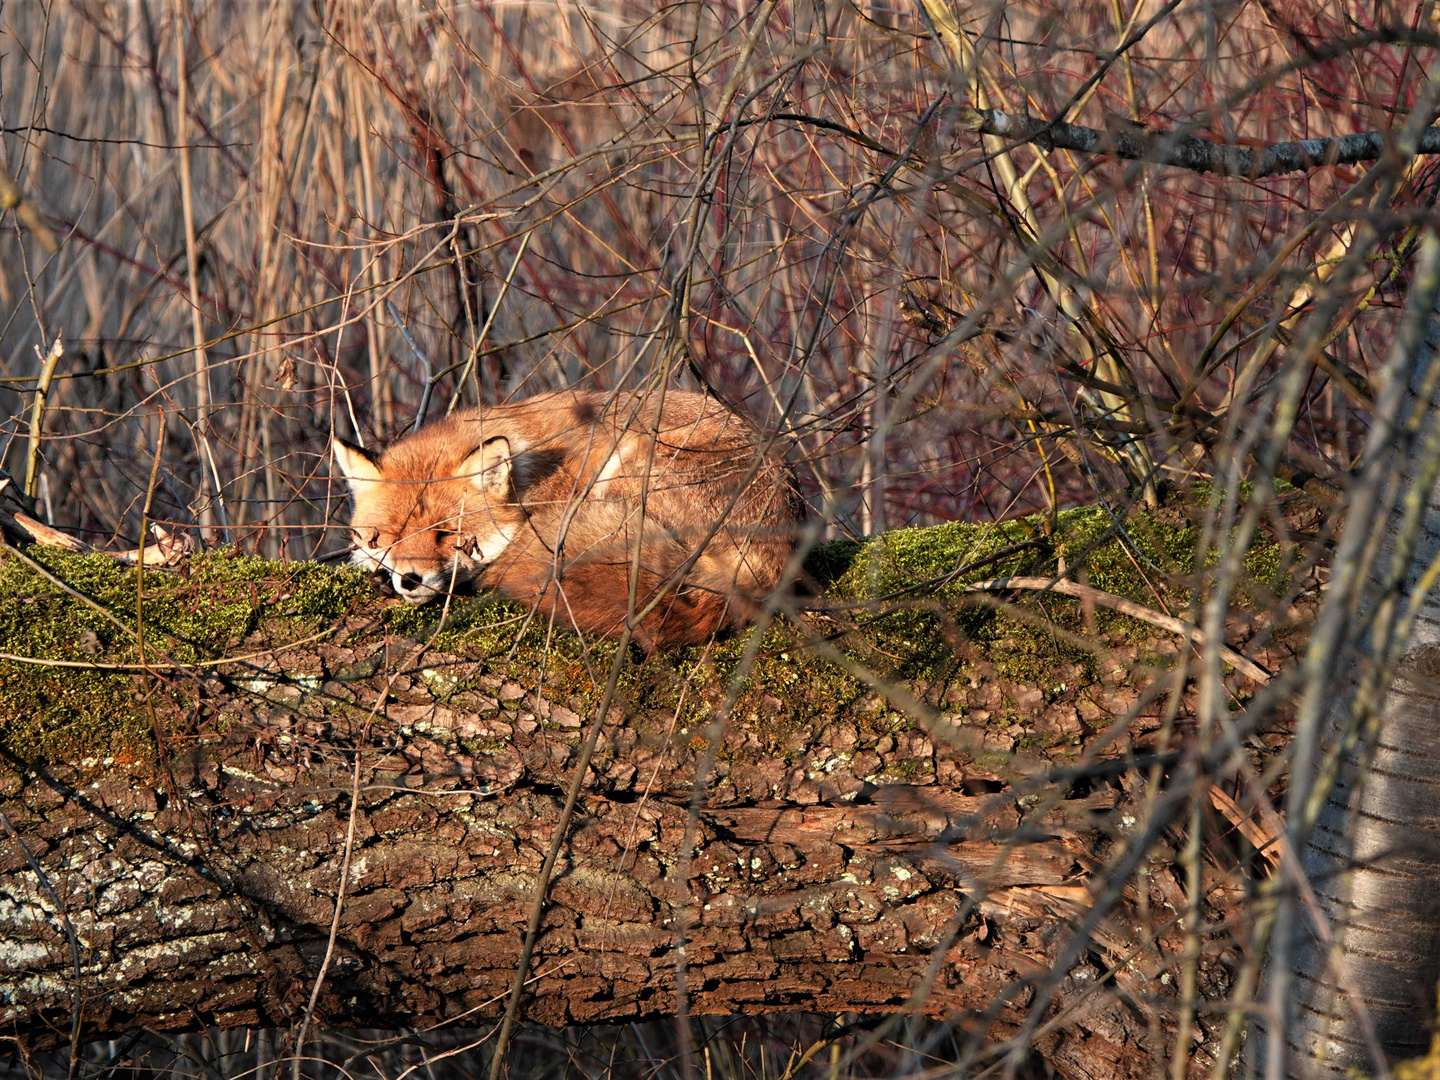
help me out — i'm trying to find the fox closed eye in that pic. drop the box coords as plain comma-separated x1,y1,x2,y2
354,528,398,548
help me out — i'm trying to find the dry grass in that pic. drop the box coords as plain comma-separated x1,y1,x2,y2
1,0,1403,553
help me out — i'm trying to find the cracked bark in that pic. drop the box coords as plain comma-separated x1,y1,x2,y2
0,590,1306,1076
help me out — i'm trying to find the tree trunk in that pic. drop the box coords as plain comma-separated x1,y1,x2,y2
0,524,1307,1075
1269,233,1440,1073
2,742,1119,1043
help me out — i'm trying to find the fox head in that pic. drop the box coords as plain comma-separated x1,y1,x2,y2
332,433,523,603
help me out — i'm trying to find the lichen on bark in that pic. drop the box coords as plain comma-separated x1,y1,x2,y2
0,496,1311,1071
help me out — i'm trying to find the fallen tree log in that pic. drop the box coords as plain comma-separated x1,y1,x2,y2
0,504,1315,1075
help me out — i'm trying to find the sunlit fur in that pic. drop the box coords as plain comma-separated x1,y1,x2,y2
332,388,801,649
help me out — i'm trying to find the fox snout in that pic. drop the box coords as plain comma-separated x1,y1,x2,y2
347,535,464,603
389,565,460,604
334,432,520,606
393,569,438,602
349,520,517,605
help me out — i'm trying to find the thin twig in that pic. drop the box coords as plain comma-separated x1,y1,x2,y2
960,576,1272,683
291,742,364,1080
389,301,436,433
0,625,334,671
23,336,63,513
448,231,531,415
486,624,635,1080
173,0,217,541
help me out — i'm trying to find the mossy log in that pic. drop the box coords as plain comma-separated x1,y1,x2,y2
0,504,1314,1075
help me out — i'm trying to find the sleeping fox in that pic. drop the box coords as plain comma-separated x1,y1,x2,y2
332,388,801,648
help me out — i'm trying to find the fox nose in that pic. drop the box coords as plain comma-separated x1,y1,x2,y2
397,572,424,594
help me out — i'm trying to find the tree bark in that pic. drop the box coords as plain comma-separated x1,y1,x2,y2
0,569,1306,1074
1270,233,1440,1074
955,106,1440,180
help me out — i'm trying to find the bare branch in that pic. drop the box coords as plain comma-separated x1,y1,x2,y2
957,106,1440,178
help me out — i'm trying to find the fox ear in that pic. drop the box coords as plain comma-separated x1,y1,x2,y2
332,439,382,491
460,436,512,499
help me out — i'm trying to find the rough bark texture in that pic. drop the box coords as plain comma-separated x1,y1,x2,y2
956,106,1440,179
1289,655,1440,1066
0,510,1313,1075
1271,247,1440,1075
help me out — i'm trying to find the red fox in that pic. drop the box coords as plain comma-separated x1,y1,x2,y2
332,388,801,648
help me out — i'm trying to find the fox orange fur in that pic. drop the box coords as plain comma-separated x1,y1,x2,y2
332,388,801,649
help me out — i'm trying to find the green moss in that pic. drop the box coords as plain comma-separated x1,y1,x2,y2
0,491,1289,771
824,516,1042,598
0,548,381,762
1243,540,1289,597
810,498,1282,679
876,758,934,780
0,667,151,763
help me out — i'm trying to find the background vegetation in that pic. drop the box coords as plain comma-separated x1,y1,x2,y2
4,0,1396,549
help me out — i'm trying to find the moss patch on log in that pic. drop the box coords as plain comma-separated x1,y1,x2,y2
0,497,1298,769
